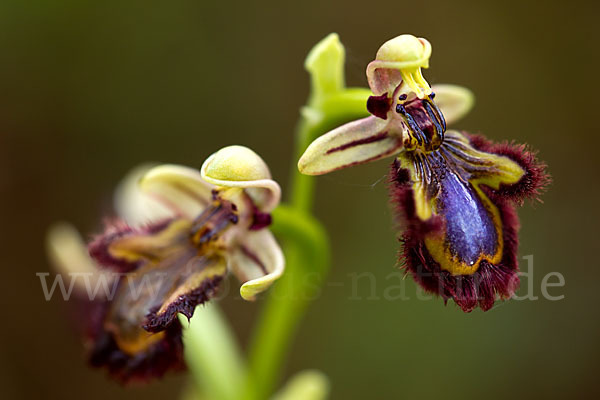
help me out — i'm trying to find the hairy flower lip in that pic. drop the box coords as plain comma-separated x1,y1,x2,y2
390,130,549,311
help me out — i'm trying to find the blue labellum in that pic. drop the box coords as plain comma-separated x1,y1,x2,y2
438,169,497,266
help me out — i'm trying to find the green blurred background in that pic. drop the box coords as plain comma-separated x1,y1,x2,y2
1,0,599,398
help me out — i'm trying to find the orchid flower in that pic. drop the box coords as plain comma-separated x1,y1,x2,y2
299,34,549,312
47,146,284,382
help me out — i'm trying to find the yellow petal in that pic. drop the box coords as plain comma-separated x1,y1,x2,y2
201,146,281,212
367,34,432,97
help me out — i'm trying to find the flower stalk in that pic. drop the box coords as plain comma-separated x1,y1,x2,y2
182,305,245,400
244,205,329,400
243,33,369,399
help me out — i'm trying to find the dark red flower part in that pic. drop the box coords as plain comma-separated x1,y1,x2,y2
249,202,273,231
367,93,392,120
88,218,174,273
86,299,185,384
143,274,223,333
389,130,549,312
467,133,551,204
88,220,139,273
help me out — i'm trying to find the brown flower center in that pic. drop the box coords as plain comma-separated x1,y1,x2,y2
190,195,239,252
396,93,446,153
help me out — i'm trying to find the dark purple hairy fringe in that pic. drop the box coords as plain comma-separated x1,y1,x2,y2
86,300,185,384
466,133,551,204
143,274,224,333
388,134,549,312
88,218,175,272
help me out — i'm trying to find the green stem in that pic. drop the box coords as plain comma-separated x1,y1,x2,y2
182,304,246,400
244,205,330,400
243,33,373,399
244,86,370,400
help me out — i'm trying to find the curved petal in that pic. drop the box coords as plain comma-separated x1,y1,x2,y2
365,66,403,98
366,35,432,97
46,223,115,295
298,116,403,175
139,164,213,219
431,84,475,125
113,164,174,226
201,146,281,212
228,229,284,301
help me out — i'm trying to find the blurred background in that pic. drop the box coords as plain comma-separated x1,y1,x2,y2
1,0,599,398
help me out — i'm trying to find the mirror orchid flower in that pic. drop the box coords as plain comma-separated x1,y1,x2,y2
299,35,549,312
47,146,284,382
